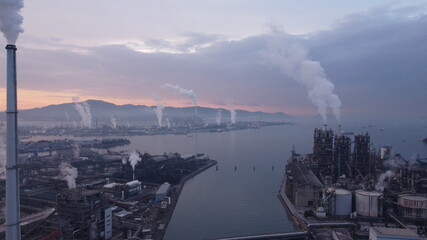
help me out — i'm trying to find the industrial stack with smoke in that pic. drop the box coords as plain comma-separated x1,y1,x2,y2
215,109,222,125
123,150,142,180
1,0,24,238
59,162,78,189
154,103,165,127
262,32,341,125
229,104,236,124
74,101,92,128
162,83,198,125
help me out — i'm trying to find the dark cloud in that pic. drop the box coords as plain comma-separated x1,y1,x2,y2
9,6,427,118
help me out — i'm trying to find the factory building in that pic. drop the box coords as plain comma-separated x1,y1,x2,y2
333,134,351,180
369,227,420,240
103,180,142,200
285,159,324,207
155,183,171,201
396,194,427,223
56,189,111,239
313,126,334,176
353,133,371,176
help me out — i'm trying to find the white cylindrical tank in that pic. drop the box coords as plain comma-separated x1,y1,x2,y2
335,189,352,216
355,190,383,217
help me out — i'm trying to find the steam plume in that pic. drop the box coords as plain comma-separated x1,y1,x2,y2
166,118,171,128
262,33,341,124
216,109,222,125
59,162,78,189
162,83,198,106
375,170,394,192
65,111,70,121
162,83,198,124
128,150,141,171
375,155,408,192
0,0,24,44
111,115,117,129
154,103,165,127
74,101,92,128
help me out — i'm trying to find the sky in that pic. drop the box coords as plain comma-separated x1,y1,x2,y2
0,0,426,121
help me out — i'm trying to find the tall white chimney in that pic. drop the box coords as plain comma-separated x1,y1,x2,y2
5,44,21,240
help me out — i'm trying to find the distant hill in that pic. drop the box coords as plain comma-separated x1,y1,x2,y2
4,100,290,126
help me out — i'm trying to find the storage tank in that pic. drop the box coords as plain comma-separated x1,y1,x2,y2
335,189,352,216
355,190,383,217
397,194,427,220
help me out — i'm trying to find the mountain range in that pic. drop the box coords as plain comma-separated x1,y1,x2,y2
4,100,290,126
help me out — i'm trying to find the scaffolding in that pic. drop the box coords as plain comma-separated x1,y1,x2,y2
56,188,107,239
334,134,351,180
353,133,371,177
313,127,334,176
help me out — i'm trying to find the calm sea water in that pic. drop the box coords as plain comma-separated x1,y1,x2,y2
24,119,427,240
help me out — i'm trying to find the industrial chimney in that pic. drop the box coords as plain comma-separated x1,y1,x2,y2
5,44,21,239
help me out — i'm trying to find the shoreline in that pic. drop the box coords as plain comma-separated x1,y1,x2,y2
155,159,217,240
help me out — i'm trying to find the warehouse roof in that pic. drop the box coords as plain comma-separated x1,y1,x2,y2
156,183,171,195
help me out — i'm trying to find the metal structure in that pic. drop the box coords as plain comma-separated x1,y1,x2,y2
333,133,351,180
313,125,333,176
353,133,370,176
5,44,21,240
56,189,108,239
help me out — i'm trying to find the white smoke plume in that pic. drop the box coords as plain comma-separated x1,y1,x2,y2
128,150,141,171
65,111,70,121
111,115,117,129
375,170,394,192
166,118,171,128
383,155,406,169
375,155,408,192
122,157,127,165
154,104,165,127
162,83,198,106
59,162,78,189
216,109,222,125
74,101,92,128
0,0,24,44
262,33,341,124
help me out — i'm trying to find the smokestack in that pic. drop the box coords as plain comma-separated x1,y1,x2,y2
337,124,342,136
5,44,21,239
322,123,327,131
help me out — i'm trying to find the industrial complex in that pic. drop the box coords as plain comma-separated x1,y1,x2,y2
0,136,216,239
278,124,427,240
